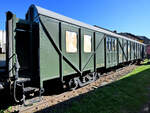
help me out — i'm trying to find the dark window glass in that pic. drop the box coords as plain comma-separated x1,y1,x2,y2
113,39,116,51
110,38,112,51
107,37,109,50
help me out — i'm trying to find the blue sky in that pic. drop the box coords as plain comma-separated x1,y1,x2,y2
0,0,150,38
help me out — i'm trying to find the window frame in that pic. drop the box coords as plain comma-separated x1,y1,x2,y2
65,30,78,53
83,34,92,53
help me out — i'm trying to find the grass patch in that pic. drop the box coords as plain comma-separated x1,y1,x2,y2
0,106,12,113
63,61,150,113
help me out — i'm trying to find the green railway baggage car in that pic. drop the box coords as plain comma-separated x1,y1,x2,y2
1,4,146,104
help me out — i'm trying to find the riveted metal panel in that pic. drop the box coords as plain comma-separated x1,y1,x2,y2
128,40,131,61
113,38,118,66
135,43,137,59
133,42,136,60
132,42,135,60
106,36,111,68
106,36,117,68
138,44,141,59
136,43,138,59
137,43,139,59
122,39,128,62
118,38,123,63
61,22,79,76
130,41,133,60
133,42,135,60
95,32,105,68
138,44,140,59
81,28,94,72
136,43,139,59
140,44,142,59
39,15,59,82
139,44,141,59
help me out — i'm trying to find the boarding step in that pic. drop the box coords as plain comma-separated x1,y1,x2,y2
23,87,39,93
22,87,40,106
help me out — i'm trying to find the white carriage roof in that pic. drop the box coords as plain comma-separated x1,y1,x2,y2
33,5,145,45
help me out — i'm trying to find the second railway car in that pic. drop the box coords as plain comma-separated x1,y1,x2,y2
0,5,146,103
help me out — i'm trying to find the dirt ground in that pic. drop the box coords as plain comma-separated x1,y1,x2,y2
11,64,137,113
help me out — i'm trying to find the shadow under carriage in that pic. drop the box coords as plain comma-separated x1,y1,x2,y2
34,65,150,113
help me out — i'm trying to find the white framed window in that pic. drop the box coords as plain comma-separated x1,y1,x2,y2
84,35,92,53
66,31,77,53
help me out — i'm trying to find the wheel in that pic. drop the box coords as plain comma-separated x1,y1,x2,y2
96,73,101,79
68,78,78,90
90,72,100,81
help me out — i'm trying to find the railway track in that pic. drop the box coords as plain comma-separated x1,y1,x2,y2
10,64,137,113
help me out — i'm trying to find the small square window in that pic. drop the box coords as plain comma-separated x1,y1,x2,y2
84,35,92,53
66,31,77,53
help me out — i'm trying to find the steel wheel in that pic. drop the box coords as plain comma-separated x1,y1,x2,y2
68,78,78,90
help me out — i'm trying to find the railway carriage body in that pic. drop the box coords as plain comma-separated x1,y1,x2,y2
0,5,146,103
